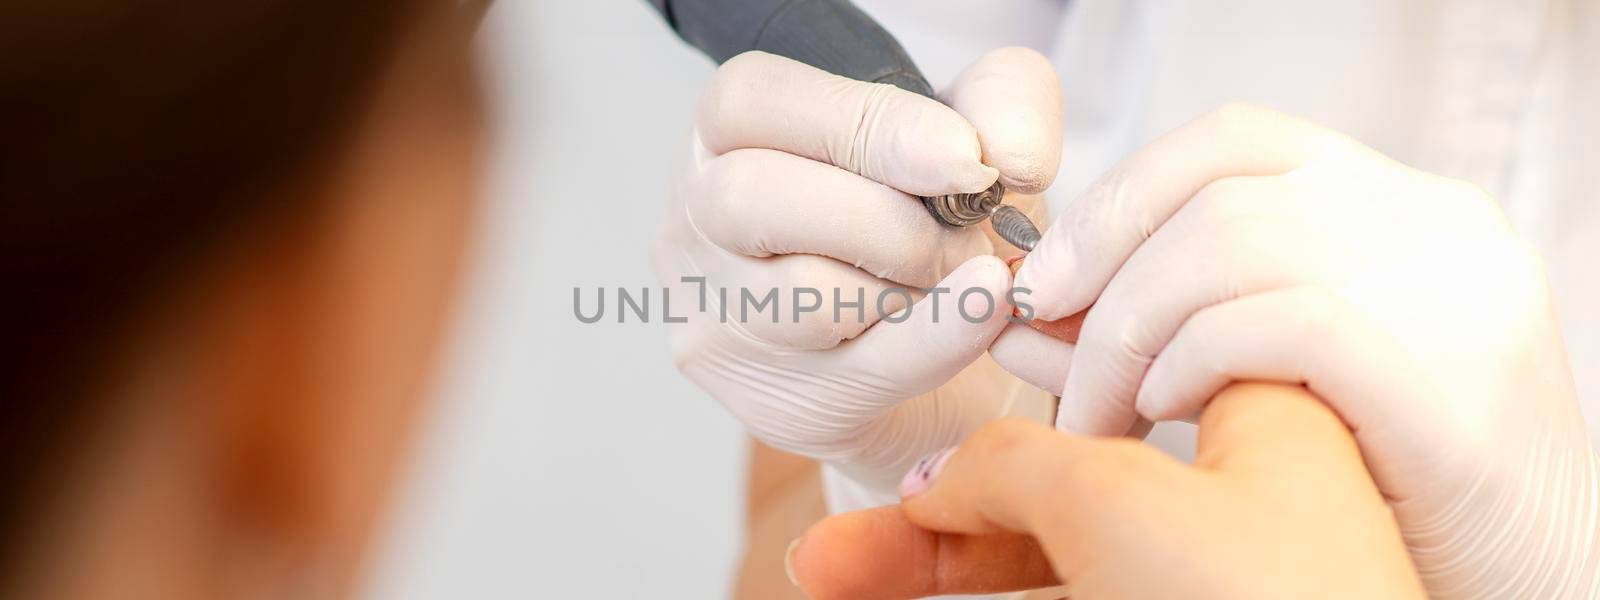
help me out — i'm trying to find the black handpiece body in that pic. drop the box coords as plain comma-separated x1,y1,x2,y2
645,0,1046,250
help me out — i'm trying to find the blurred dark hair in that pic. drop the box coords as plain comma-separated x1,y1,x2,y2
0,0,422,558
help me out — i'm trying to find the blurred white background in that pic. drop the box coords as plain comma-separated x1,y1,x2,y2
361,2,745,598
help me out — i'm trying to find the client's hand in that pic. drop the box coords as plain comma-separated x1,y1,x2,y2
786,383,1426,600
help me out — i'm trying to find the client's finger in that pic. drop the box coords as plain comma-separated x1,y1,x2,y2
787,506,1058,600
897,387,1351,546
898,419,1187,541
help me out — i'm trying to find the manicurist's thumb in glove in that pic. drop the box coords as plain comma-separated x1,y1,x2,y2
993,104,1600,599
654,48,1064,510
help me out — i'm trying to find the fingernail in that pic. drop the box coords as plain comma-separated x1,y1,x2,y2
784,537,803,589
899,447,957,498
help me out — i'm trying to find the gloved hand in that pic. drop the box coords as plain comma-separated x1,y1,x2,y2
788,384,1427,600
997,104,1600,598
654,48,1063,506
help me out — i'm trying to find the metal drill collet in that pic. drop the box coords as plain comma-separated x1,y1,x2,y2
921,181,1042,251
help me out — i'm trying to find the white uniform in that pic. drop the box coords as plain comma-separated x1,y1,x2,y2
853,0,1600,457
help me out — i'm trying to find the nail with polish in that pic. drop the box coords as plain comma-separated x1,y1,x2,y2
899,447,957,498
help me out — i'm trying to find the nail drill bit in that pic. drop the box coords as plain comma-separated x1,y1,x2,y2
922,181,1042,251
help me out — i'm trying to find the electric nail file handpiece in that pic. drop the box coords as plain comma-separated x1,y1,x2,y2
647,0,1043,251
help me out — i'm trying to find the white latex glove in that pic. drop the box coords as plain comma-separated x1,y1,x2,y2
654,49,1063,503
994,104,1600,598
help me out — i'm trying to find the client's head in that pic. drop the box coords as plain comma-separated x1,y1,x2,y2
0,2,486,598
